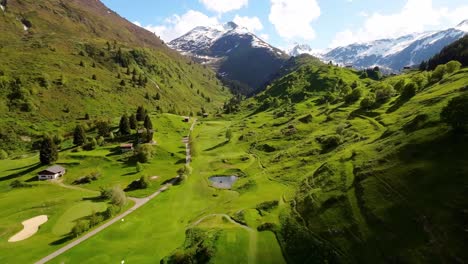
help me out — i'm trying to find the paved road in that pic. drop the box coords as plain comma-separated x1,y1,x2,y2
35,119,197,264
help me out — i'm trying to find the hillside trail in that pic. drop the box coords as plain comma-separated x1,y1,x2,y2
35,118,197,264
191,213,258,264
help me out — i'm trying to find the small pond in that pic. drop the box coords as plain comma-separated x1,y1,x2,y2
209,176,238,189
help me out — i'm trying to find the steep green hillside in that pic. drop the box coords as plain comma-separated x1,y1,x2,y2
238,60,468,263
0,0,229,153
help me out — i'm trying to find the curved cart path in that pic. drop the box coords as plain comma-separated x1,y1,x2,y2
35,119,197,264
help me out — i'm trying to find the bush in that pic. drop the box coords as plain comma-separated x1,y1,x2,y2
360,93,376,109
103,205,120,219
0,149,8,160
110,186,127,207
400,82,417,100
125,176,150,191
446,60,462,74
136,162,143,172
375,84,395,103
71,220,90,237
321,135,342,151
441,95,468,131
345,88,363,104
135,144,154,163
431,64,446,82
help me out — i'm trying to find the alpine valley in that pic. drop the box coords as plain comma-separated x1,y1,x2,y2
0,1,468,264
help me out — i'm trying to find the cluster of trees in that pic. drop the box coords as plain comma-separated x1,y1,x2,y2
421,35,468,71
118,106,154,143
223,94,243,114
71,186,127,237
73,121,110,151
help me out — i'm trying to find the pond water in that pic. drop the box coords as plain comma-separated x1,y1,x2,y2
209,176,238,189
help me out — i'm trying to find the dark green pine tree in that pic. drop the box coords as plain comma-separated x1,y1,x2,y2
73,125,87,146
144,115,153,130
39,136,58,165
129,114,137,130
136,106,147,121
119,114,131,135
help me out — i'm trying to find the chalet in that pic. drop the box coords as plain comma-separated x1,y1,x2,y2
38,165,66,180
182,116,190,123
403,66,412,70
120,143,134,153
202,113,209,118
345,65,353,68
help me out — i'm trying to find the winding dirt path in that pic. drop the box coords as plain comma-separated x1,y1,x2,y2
35,119,197,264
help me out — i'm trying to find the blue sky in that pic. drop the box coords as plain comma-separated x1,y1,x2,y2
101,0,468,50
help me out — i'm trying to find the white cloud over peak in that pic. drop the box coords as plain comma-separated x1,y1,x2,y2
233,15,263,32
331,0,468,48
199,0,248,14
135,10,219,42
268,0,321,40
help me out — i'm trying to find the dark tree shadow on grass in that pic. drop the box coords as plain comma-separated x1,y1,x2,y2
204,141,229,151
50,234,74,246
0,163,43,182
175,158,186,165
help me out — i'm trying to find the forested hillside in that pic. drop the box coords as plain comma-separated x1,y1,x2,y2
0,0,229,153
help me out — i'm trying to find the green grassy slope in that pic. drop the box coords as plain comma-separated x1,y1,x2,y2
235,61,468,263
0,0,230,153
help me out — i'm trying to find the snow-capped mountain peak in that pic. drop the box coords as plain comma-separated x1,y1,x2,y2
456,19,468,32
168,21,289,94
322,20,467,72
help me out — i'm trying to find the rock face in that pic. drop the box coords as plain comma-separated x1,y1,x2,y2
169,22,290,95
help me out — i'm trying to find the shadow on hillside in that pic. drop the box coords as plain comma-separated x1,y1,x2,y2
0,163,43,182
122,171,138,176
386,98,409,114
204,140,229,151
175,158,186,165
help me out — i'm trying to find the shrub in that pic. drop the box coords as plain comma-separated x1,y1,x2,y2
400,82,417,100
375,84,395,103
321,135,342,150
432,64,446,82
71,220,90,237
136,162,143,172
110,186,127,207
394,79,406,92
135,144,154,163
446,60,462,74
0,149,8,160
345,88,363,104
441,95,468,131
360,93,376,109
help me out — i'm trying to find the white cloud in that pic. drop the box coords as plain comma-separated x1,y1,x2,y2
330,0,468,48
269,0,321,40
260,34,270,41
358,11,369,17
136,10,219,42
233,15,263,32
199,0,248,14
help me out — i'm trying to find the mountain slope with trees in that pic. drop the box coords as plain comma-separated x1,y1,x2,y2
0,0,229,153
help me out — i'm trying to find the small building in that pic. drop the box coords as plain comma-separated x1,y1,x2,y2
182,116,190,123
403,66,411,70
38,165,66,180
345,65,353,68
202,113,209,118
120,143,134,153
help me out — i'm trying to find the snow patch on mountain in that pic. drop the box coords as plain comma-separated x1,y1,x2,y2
322,20,467,72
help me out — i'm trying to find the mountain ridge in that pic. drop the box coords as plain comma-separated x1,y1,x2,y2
169,21,289,95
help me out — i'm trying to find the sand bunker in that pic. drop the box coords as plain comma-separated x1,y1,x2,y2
8,215,48,242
